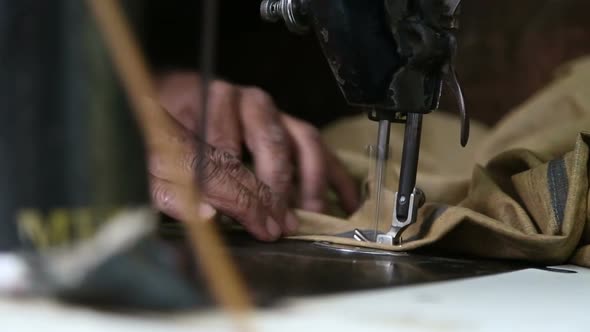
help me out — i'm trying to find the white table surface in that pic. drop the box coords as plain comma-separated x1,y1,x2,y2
1,265,589,332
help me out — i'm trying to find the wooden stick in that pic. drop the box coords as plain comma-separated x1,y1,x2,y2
86,0,254,325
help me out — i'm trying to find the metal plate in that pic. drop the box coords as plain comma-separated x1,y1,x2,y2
222,232,527,300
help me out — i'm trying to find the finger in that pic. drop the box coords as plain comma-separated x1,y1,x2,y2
197,148,285,242
158,74,243,157
150,176,182,218
149,140,285,241
148,134,259,194
157,72,203,132
238,87,294,229
280,114,328,213
146,122,261,202
282,114,360,214
145,99,288,241
325,150,361,214
147,128,201,185
149,176,216,221
205,81,243,157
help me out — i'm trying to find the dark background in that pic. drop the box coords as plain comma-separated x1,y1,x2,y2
142,0,590,127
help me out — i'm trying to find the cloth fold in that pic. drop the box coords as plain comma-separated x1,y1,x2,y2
291,56,590,268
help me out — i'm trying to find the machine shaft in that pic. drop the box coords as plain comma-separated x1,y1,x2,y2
373,120,391,240
396,113,423,221
374,113,424,245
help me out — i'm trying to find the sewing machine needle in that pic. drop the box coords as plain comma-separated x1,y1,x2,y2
373,119,391,241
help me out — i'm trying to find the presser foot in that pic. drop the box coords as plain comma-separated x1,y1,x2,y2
353,189,423,246
376,189,424,246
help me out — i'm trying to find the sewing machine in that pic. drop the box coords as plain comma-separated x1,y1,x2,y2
261,0,468,245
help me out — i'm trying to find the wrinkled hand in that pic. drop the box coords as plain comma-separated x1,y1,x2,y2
151,72,359,241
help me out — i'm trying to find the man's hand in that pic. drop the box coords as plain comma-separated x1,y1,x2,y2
152,72,359,241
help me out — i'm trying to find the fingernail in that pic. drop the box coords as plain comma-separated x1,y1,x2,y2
285,212,299,234
197,203,217,220
265,217,281,239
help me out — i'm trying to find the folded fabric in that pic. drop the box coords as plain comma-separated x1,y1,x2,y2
291,56,590,268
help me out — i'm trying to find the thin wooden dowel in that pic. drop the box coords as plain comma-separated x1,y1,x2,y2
86,0,254,327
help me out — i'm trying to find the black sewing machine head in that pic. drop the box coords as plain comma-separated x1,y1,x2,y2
261,0,468,243
261,0,465,131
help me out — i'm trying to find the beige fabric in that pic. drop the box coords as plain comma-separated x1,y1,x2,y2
291,56,590,268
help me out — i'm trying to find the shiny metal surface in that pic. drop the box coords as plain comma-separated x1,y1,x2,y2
260,0,308,34
378,189,423,245
313,241,408,257
373,120,391,241
352,229,371,243
222,233,526,299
